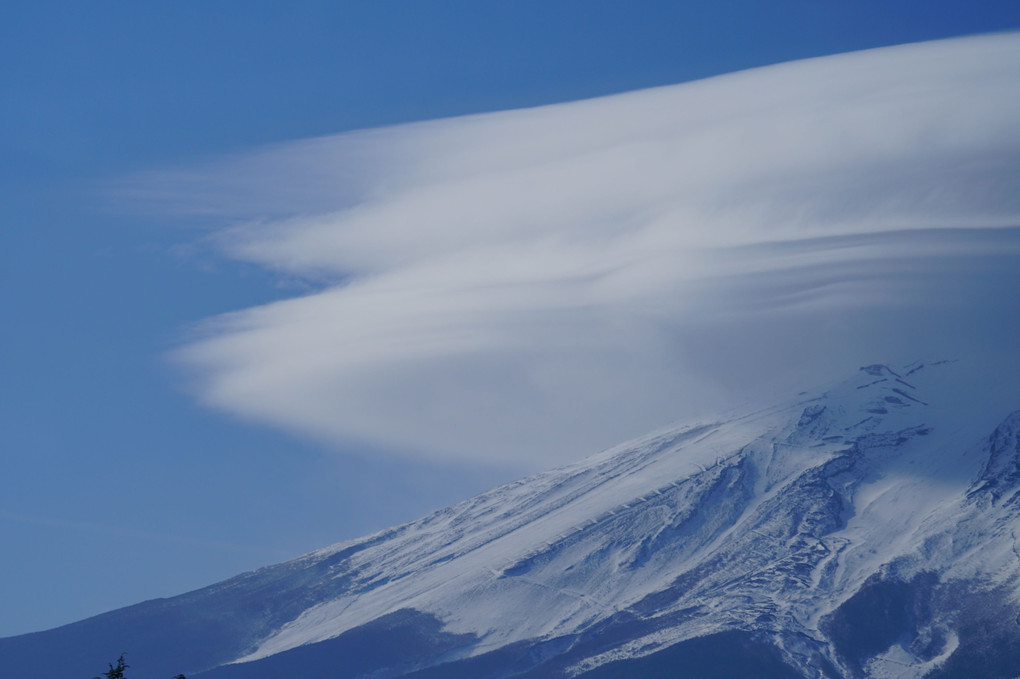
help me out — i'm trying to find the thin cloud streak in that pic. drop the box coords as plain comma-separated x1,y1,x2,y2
133,33,1020,466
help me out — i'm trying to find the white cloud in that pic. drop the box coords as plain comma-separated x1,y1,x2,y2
140,33,1020,466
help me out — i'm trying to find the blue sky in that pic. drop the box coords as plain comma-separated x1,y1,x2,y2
3,1,1020,638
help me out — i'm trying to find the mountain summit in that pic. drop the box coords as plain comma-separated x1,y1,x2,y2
5,360,1020,678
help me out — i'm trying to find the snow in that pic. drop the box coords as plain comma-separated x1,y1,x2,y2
229,358,1020,677
6,356,1016,679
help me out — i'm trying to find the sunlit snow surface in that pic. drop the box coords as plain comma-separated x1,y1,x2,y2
3,359,1020,678
231,359,1020,677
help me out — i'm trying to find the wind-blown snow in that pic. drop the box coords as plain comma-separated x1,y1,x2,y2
122,33,1020,466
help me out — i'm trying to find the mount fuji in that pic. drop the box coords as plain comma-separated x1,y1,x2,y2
5,358,1020,678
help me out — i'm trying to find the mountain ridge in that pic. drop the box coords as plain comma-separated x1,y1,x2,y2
4,359,1020,678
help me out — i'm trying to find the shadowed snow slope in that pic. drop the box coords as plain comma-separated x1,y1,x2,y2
4,358,1020,678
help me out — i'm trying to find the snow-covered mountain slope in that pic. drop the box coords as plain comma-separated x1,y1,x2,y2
4,359,1020,678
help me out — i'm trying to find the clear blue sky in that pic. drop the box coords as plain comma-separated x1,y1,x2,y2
2,0,1019,638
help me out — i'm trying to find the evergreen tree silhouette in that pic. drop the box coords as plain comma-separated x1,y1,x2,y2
93,654,185,679
94,654,128,679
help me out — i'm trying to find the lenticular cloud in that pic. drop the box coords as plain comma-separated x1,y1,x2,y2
150,34,1020,466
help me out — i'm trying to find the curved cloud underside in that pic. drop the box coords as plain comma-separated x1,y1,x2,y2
139,34,1020,466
